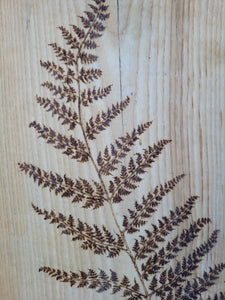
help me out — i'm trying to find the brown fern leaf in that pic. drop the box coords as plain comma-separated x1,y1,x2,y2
179,264,225,299
88,3,110,21
49,43,76,66
97,121,152,176
134,196,199,260
32,204,124,257
29,122,89,162
79,51,98,64
140,218,211,277
149,230,220,295
39,267,144,299
86,97,130,140
40,60,65,81
71,25,85,40
35,96,79,129
79,67,102,83
18,163,107,208
41,82,77,102
122,175,185,234
80,1,109,31
81,85,112,106
40,60,76,85
83,39,98,50
109,139,171,203
57,26,80,49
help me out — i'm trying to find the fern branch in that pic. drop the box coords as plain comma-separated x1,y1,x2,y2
109,139,171,203
39,267,145,299
32,203,124,257
40,60,77,84
148,230,220,296
122,174,185,234
35,96,79,129
41,81,77,103
135,196,199,261
49,42,77,66
79,67,102,83
81,85,112,106
140,218,211,278
18,163,107,208
177,264,225,299
86,97,130,140
57,26,80,50
29,122,89,162
97,121,152,176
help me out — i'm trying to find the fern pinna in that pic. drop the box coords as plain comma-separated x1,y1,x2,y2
19,1,225,299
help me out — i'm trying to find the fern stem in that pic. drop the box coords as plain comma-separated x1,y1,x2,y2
74,41,149,300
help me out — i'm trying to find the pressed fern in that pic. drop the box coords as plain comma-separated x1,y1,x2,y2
19,0,224,299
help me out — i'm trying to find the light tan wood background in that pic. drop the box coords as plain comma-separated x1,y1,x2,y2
1,0,225,299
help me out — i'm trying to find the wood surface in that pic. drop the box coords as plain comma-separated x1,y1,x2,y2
1,0,225,299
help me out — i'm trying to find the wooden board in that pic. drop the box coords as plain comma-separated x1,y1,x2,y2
1,0,225,299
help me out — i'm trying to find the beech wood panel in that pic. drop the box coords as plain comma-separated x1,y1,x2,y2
1,0,225,299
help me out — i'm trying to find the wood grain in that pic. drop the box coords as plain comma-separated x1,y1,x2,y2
1,0,225,299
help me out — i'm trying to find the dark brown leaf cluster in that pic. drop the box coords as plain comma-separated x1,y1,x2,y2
39,267,144,299
140,218,211,279
35,96,79,129
109,139,171,203
40,60,76,85
79,67,102,83
148,230,220,298
29,121,89,162
86,96,130,140
133,196,199,261
81,85,112,106
32,203,124,257
41,81,77,102
180,264,225,299
97,121,152,175
18,162,107,208
49,42,76,66
58,26,80,50
122,174,185,233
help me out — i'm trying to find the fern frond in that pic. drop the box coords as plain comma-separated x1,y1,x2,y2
40,60,76,84
57,26,80,49
29,122,89,162
18,163,107,208
35,96,79,129
122,174,185,233
41,82,77,102
97,121,152,175
40,60,64,81
33,204,124,257
71,25,85,40
83,39,98,49
49,43,76,66
79,67,102,83
79,51,98,64
81,85,112,106
86,97,130,140
109,139,171,203
180,264,225,299
140,218,211,277
149,230,220,295
135,196,198,260
39,267,144,299
88,3,110,21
